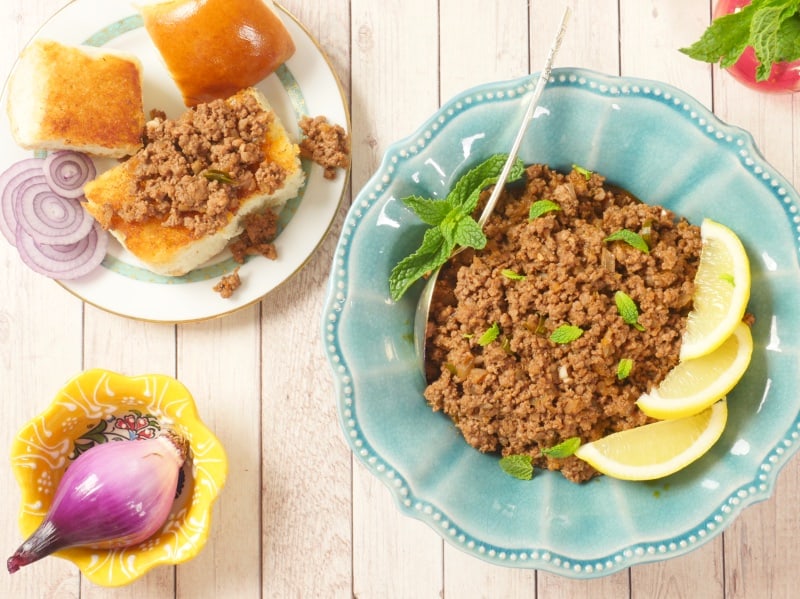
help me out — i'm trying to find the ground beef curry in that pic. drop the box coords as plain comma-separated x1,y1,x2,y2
423,164,703,482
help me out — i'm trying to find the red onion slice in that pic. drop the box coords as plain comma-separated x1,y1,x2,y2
43,151,96,199
16,181,95,245
0,158,46,246
15,220,108,280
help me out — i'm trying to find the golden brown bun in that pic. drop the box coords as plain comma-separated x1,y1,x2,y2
82,88,305,276
6,39,145,157
138,0,296,106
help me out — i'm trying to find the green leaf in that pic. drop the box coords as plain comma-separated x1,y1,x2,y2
572,164,593,180
680,0,800,81
499,454,533,480
528,199,561,220
478,322,500,346
720,273,736,286
549,324,584,344
388,154,527,300
615,291,645,331
603,229,650,253
388,228,450,301
401,195,453,226
679,8,754,67
617,358,634,380
450,155,525,213
452,214,487,249
541,437,581,458
501,268,526,281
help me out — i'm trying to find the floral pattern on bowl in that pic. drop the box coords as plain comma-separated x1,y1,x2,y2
9,368,227,587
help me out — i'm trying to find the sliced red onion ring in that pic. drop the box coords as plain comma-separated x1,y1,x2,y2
16,181,95,245
0,158,46,246
43,151,96,199
15,220,108,280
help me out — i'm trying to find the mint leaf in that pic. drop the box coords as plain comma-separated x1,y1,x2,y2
501,268,526,281
615,291,645,331
528,199,561,220
680,8,754,68
572,164,593,180
499,454,533,480
752,5,800,80
452,214,487,249
604,229,650,253
388,227,449,301
680,0,800,81
478,322,500,346
450,154,525,213
549,324,584,344
617,358,634,380
541,437,581,458
401,195,452,226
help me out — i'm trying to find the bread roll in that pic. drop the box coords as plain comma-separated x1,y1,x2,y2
83,88,305,277
6,39,145,157
138,0,296,106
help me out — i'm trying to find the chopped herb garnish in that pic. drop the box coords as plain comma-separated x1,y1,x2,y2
528,199,561,220
720,273,736,286
501,268,526,281
499,454,533,480
549,324,584,344
388,154,525,301
542,437,581,458
478,323,500,346
617,358,634,380
614,291,645,331
203,169,236,184
604,229,650,253
572,164,593,180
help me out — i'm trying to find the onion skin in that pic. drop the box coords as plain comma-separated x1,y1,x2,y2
7,433,188,574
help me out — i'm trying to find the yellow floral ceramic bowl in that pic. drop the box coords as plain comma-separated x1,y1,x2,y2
9,368,228,587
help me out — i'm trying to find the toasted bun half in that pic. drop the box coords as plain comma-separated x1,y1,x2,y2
6,39,145,157
138,0,296,106
83,88,305,277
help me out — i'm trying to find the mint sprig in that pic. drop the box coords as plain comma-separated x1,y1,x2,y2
388,155,525,301
680,0,800,82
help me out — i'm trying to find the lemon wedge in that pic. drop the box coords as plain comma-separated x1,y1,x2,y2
680,219,750,361
636,322,752,420
573,400,727,481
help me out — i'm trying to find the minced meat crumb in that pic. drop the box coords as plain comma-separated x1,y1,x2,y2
213,267,241,299
299,115,350,179
229,211,279,263
423,164,703,483
116,93,287,238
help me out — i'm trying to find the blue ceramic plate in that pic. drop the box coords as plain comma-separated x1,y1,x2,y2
321,68,800,577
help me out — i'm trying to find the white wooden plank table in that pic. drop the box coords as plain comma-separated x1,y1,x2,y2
1,1,798,597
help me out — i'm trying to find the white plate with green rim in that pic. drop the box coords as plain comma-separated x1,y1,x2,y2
0,0,350,323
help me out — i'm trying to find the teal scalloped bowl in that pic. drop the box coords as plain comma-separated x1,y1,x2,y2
321,68,800,577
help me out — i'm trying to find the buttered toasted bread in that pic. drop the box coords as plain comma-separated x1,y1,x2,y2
83,88,304,276
6,39,145,157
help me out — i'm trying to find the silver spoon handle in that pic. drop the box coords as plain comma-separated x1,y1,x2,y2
477,6,572,228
